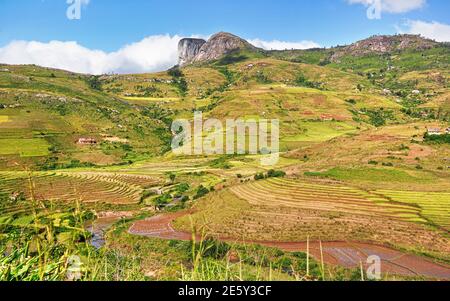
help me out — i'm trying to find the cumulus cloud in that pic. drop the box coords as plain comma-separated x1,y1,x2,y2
248,39,320,50
0,35,183,75
397,20,450,42
0,34,321,74
348,0,426,16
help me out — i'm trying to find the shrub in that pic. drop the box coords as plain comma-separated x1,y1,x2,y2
167,67,184,78
86,76,102,91
194,185,210,200
267,169,286,178
424,133,450,144
254,173,265,180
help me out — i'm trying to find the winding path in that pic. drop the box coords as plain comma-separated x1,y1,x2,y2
128,212,450,280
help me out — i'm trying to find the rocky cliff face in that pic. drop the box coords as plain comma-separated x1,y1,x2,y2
178,38,206,66
178,32,258,66
331,35,438,62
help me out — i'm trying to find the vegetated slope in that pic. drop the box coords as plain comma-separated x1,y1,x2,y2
0,65,172,170
271,35,450,118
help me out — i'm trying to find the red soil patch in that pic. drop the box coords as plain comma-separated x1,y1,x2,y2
129,212,450,280
365,135,398,142
405,144,434,162
129,212,192,241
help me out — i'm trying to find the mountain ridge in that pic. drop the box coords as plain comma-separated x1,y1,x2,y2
179,32,445,67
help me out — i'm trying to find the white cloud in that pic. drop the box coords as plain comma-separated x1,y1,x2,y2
0,35,183,75
248,39,320,50
397,20,450,42
348,0,426,14
0,34,321,74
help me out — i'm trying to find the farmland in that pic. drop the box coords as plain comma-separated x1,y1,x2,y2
0,33,449,281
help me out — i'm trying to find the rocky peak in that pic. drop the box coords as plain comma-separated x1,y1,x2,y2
178,38,206,66
331,34,438,62
178,32,258,66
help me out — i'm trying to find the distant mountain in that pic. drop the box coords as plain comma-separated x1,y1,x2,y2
330,35,439,62
178,32,259,66
179,32,445,67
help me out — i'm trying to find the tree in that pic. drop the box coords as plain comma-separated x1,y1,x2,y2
169,173,176,184
86,76,102,91
194,185,210,200
168,67,184,78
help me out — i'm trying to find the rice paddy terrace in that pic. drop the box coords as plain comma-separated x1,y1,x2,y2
231,178,425,223
0,171,161,205
175,177,450,261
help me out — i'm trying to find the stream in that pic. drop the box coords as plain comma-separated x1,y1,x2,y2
85,216,122,249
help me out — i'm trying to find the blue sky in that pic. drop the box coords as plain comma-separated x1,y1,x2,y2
0,0,449,74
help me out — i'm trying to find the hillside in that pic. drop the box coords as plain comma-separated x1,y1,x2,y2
1,32,449,281
271,35,450,115
0,64,171,170
1,33,448,169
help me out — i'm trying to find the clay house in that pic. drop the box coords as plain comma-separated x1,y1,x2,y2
77,138,97,145
427,128,441,136
320,114,334,121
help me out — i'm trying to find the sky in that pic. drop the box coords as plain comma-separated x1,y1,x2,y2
0,0,449,74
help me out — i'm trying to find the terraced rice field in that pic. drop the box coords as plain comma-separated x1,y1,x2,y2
230,178,425,223
0,171,161,204
375,190,450,231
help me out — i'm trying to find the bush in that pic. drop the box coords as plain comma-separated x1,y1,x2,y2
86,76,102,91
294,73,323,90
175,78,188,97
168,67,184,78
175,183,190,193
424,133,450,144
267,169,286,178
154,193,172,208
194,185,210,200
254,173,265,180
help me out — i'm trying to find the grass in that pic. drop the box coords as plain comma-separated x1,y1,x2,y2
375,190,450,230
305,167,427,183
122,96,181,103
0,138,50,157
282,121,357,142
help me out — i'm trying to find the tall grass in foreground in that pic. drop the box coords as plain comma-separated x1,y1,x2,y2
178,218,345,281
0,170,144,281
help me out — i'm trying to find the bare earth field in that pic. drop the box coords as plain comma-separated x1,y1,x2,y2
129,211,450,279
